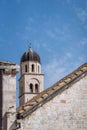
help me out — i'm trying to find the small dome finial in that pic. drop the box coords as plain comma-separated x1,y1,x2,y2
29,43,32,51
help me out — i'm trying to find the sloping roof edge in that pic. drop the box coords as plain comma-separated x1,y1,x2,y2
17,63,87,119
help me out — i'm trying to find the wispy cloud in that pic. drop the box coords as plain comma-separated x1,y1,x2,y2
0,37,6,46
80,38,87,45
66,0,71,4
75,8,87,24
43,58,67,88
78,56,85,62
43,50,74,88
65,52,72,58
44,24,71,42
43,45,86,89
25,17,35,31
16,0,21,4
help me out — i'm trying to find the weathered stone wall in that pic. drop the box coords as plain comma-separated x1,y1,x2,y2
19,73,87,130
0,63,19,130
2,74,16,116
2,73,17,130
0,70,3,130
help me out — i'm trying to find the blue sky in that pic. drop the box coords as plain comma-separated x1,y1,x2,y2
0,0,87,105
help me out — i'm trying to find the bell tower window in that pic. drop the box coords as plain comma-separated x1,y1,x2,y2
32,64,35,72
30,84,33,93
35,84,39,93
25,65,27,72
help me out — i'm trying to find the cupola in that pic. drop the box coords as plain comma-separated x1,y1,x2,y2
21,47,41,64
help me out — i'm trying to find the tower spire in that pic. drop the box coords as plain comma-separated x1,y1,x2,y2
29,43,32,50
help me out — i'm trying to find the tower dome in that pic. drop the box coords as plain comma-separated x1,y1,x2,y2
21,47,41,64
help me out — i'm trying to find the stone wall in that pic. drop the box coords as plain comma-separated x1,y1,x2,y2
19,73,87,130
2,73,17,130
0,70,3,130
0,63,19,130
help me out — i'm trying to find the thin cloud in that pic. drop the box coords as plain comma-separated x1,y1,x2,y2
45,24,71,42
43,53,75,88
80,38,87,45
43,58,67,88
25,17,35,31
0,38,5,43
16,0,21,4
66,52,72,58
66,0,71,4
78,56,85,62
75,8,87,24
43,46,86,89
46,30,56,39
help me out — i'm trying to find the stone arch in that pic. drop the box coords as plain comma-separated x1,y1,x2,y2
29,78,40,93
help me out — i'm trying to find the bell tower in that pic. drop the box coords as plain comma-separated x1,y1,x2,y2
19,46,44,106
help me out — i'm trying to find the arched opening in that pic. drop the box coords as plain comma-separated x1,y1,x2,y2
25,64,27,72
29,83,33,93
32,64,35,72
35,84,39,93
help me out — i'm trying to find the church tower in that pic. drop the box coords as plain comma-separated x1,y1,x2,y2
19,46,44,106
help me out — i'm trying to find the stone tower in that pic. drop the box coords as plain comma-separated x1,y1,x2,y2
0,61,19,130
19,46,44,106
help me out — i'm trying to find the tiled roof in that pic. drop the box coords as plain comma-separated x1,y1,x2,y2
17,63,87,119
